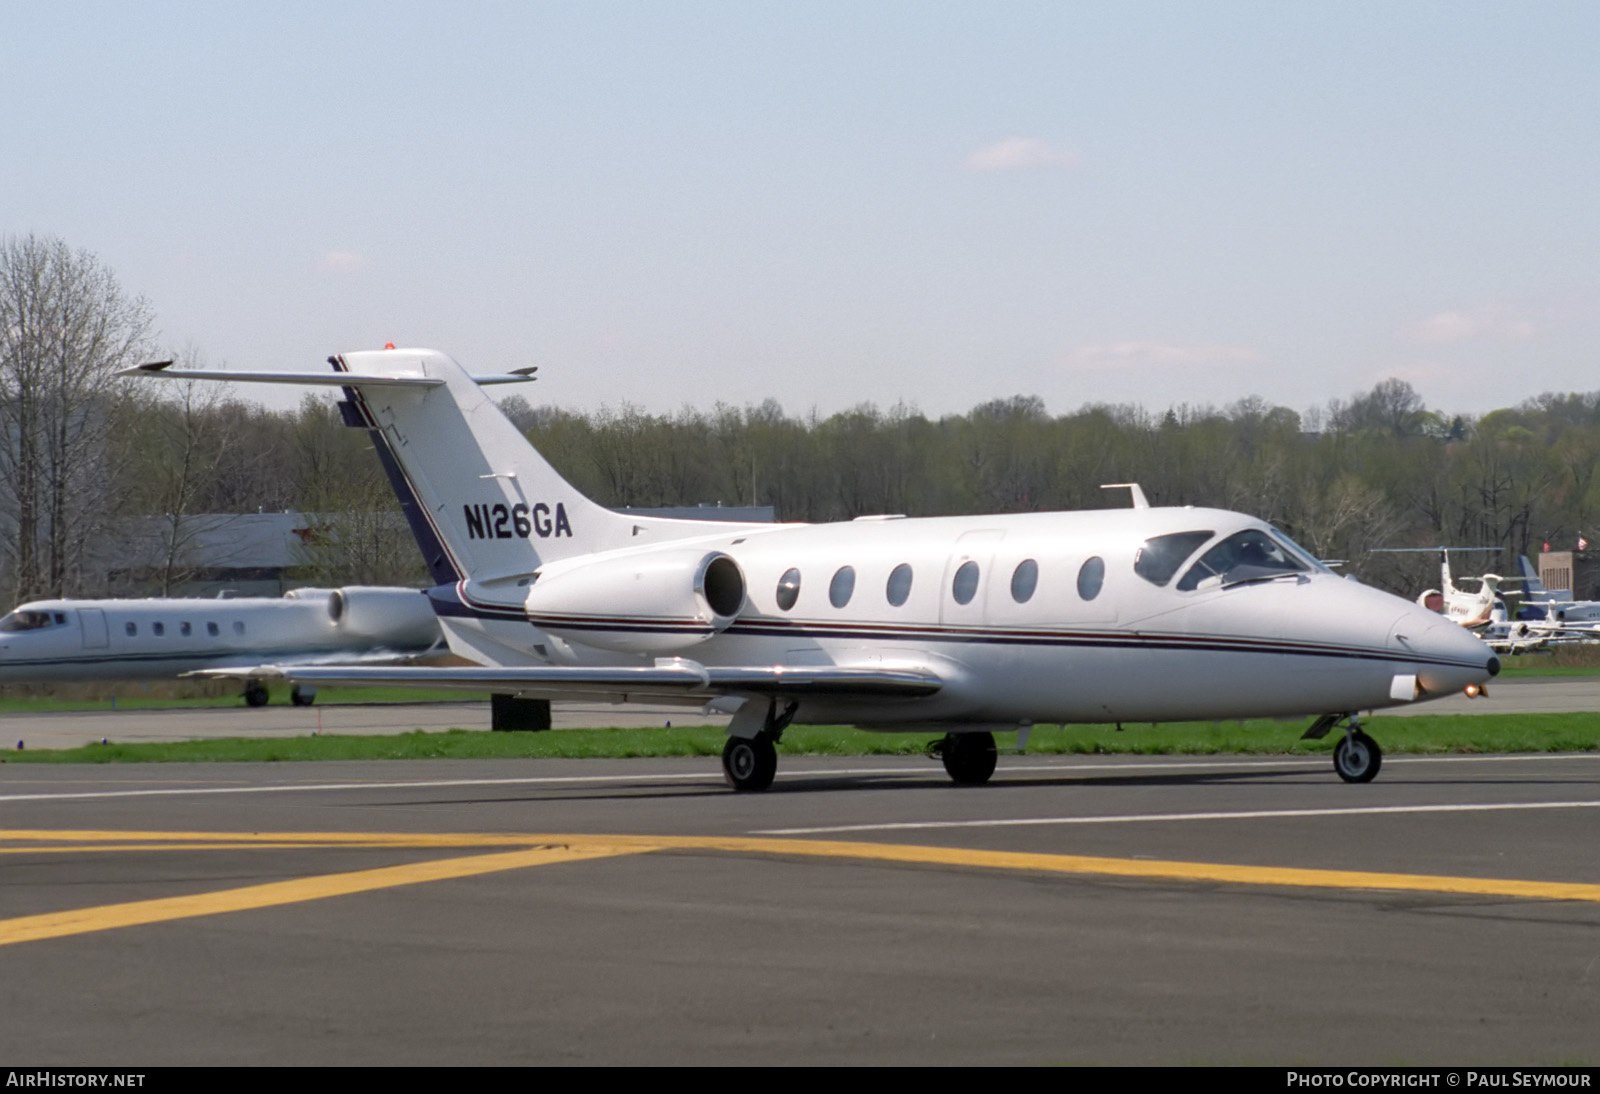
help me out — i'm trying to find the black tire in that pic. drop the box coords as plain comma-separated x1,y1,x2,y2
1333,729,1382,783
941,731,997,785
722,734,777,792
243,681,270,708
290,684,316,707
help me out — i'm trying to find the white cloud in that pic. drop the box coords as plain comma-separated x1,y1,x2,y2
1065,341,1261,371
962,137,1078,172
1405,307,1535,345
318,250,367,273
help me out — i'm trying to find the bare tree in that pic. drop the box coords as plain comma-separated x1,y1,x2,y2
0,235,153,601
123,346,247,594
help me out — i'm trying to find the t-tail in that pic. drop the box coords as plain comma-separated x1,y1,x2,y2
123,348,767,602
1516,554,1560,601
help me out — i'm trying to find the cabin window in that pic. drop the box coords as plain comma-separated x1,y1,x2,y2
1077,557,1105,601
775,568,801,612
829,566,856,608
886,563,913,607
125,622,137,637
952,561,980,605
1134,531,1213,587
1176,528,1310,592
180,621,192,636
53,612,65,625
233,621,246,636
1010,559,1038,603
153,622,165,637
207,622,220,637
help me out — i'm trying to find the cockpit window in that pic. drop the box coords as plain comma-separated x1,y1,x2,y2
1177,528,1310,591
1134,531,1213,587
0,610,57,632
1267,526,1333,574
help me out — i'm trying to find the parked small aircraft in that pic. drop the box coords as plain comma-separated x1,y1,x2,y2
1396,547,1506,628
1515,555,1600,632
125,349,1498,786
1398,549,1600,652
0,587,443,705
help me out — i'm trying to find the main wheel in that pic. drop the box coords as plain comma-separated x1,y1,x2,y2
722,734,777,792
1333,729,1382,783
290,684,317,707
941,731,997,785
243,680,270,708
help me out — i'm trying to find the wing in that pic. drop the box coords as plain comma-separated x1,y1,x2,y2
194,661,944,705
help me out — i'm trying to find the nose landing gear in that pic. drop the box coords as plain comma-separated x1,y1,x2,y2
1332,726,1382,783
1304,713,1383,783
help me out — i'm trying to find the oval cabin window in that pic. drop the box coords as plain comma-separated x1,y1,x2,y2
775,568,802,612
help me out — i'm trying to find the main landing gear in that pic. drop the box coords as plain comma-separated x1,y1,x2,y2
242,681,317,707
1303,713,1383,783
721,734,778,792
934,731,998,785
721,700,799,791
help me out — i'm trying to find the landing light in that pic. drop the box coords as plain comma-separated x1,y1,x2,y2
1464,683,1486,699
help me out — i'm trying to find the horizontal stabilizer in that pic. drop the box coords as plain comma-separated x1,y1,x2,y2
119,362,536,387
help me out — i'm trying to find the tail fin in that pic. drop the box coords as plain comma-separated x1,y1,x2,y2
1516,555,1553,600
332,349,759,591
128,349,766,596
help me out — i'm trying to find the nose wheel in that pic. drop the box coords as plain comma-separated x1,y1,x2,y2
1333,728,1383,783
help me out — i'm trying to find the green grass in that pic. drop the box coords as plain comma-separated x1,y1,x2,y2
1492,644,1600,677
6,713,1598,765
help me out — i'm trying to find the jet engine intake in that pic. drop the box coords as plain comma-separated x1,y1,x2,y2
522,549,747,654
285,586,442,647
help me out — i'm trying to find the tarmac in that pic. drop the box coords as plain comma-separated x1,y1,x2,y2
1,750,1596,1064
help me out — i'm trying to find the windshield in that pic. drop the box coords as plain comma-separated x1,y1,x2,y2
1267,526,1333,574
0,610,60,633
1176,529,1310,591
1134,531,1214,587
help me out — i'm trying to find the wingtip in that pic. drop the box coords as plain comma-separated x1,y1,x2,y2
118,359,175,376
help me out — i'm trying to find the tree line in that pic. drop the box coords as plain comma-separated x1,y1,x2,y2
5,232,1597,603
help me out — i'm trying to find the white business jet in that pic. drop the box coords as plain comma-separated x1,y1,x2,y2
1398,548,1507,628
0,587,442,706
123,349,1498,787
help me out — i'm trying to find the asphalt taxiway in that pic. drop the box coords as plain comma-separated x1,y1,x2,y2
1,750,1596,1065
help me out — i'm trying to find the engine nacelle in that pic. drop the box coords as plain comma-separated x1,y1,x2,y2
521,549,746,654
284,586,442,648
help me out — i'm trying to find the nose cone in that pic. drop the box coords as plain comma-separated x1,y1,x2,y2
1390,607,1498,696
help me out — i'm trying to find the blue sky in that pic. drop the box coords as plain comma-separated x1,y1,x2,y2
5,1,1597,419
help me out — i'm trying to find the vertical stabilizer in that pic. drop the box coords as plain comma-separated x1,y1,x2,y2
331,349,756,594
1517,555,1555,600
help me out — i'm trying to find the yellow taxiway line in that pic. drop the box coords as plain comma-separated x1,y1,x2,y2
1,829,1597,947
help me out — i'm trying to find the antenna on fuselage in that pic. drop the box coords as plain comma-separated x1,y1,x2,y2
1101,483,1150,509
